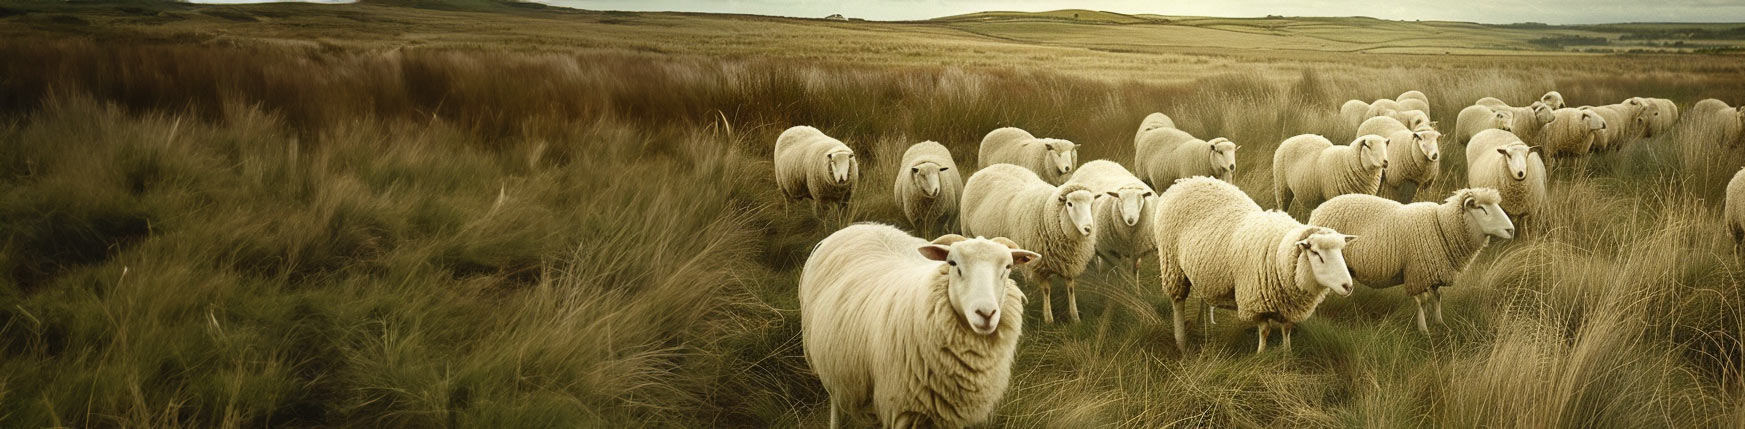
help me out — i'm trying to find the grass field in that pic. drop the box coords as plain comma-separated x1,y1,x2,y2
3,2,1745,427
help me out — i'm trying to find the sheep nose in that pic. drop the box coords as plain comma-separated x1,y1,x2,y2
1062,166,1072,173
976,308,998,320
1504,227,1516,237
1429,153,1439,161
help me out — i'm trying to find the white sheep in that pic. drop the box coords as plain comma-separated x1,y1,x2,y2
1153,177,1355,353
1695,103,1744,146
1539,107,1607,157
1340,99,1372,130
1727,168,1745,253
775,126,859,214
1540,91,1566,109
1465,129,1546,226
1693,99,1732,118
1133,126,1238,189
1358,116,1442,202
1647,98,1679,138
1065,160,1157,274
1580,104,1641,153
1365,98,1403,121
894,141,963,236
1136,112,1177,144
979,127,1079,185
1272,133,1389,213
801,224,1039,428
1398,98,1432,118
1454,105,1515,145
1474,99,1555,142
1308,188,1515,334
961,164,1101,323
1398,90,1429,105
1388,109,1434,133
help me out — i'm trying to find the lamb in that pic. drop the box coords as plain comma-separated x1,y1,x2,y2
1727,168,1745,253
1454,105,1515,145
1540,91,1566,109
1065,160,1157,274
1340,99,1372,130
1133,126,1238,189
1152,177,1355,353
960,164,1101,323
1539,107,1607,157
1272,134,1389,213
1357,116,1442,202
979,127,1079,185
1398,90,1429,105
1308,188,1515,334
801,224,1038,428
1646,98,1679,138
775,126,859,214
1465,129,1547,226
894,141,963,236
1136,112,1177,144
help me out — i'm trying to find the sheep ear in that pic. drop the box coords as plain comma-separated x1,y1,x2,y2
1463,195,1479,209
1010,249,1041,266
1106,191,1121,199
1296,240,1312,251
1496,147,1509,155
911,167,919,174
1143,191,1156,198
918,245,951,262
1343,235,1359,243
938,166,949,172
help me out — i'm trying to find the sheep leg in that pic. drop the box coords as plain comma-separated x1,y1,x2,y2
1171,298,1188,353
1432,288,1447,326
1256,322,1271,353
1040,274,1055,324
1282,322,1294,351
1066,277,1081,323
828,398,842,429
1413,294,1430,334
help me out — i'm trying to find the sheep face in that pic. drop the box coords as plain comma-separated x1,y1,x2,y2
1542,92,1565,109
1494,110,1515,132
1581,110,1607,133
1042,139,1078,176
1459,190,1515,240
1357,135,1389,170
1057,189,1098,237
920,236,1039,335
826,150,856,185
1296,231,1355,296
1413,130,1442,162
1400,110,1431,131
909,161,948,198
1497,144,1533,181
1104,187,1153,227
1210,139,1238,181
1530,102,1555,124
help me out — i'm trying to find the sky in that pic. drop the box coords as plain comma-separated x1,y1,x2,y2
544,0,1745,25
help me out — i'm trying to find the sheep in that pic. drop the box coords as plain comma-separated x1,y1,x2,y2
1727,168,1745,254
1357,116,1442,203
1474,97,1510,110
1389,109,1434,133
1136,112,1177,144
1365,98,1403,121
1539,107,1607,157
1540,91,1566,109
1581,104,1641,152
1474,98,1555,142
1693,99,1732,118
1708,106,1745,147
801,224,1039,428
894,141,963,236
1454,105,1515,145
1272,133,1389,213
1340,99,1372,130
1399,98,1431,116
775,125,859,214
1466,129,1546,226
1064,160,1157,275
1152,177,1355,353
1133,126,1238,189
1646,98,1679,138
979,127,1079,185
1308,188,1515,334
961,164,1101,323
1398,90,1429,105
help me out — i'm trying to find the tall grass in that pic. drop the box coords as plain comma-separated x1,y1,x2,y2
3,38,1745,427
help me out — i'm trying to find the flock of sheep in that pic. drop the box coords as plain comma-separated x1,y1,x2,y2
777,91,1745,427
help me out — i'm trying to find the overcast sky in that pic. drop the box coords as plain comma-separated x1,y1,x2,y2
544,0,1745,24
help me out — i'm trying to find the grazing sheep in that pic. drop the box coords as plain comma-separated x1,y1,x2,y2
1647,98,1679,137
801,224,1038,428
1365,99,1403,120
1474,99,1555,142
1727,168,1745,254
1466,129,1547,226
1539,107,1607,157
894,141,963,236
1341,99,1372,130
1398,90,1429,105
1273,134,1389,213
1693,99,1732,118
980,127,1079,185
1153,177,1355,353
1065,160,1157,274
1709,107,1745,146
1454,105,1515,145
961,164,1100,323
1136,112,1177,144
1308,188,1515,334
1358,116,1442,203
1581,104,1642,152
1133,126,1238,189
1540,91,1566,109
775,126,859,214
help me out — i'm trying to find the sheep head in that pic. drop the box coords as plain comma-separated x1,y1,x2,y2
1541,91,1565,109
1355,134,1389,171
1497,143,1533,181
1040,138,1079,177
1104,186,1154,227
1452,188,1514,240
825,150,856,185
1294,228,1355,297
919,235,1038,335
910,161,948,198
1413,129,1442,162
1530,102,1555,124
1209,138,1239,181
1495,109,1515,131
1055,186,1098,237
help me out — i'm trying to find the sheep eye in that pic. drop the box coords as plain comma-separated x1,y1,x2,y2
948,260,957,266
1005,264,1012,270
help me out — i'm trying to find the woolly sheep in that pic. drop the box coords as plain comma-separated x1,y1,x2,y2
1580,104,1640,152
1454,105,1515,145
1466,129,1547,226
1365,98,1403,120
1357,116,1442,203
1308,188,1515,334
1540,91,1566,109
1693,99,1732,118
980,127,1079,185
1727,168,1745,253
1272,134,1389,213
1474,97,1510,110
1388,109,1434,132
1340,99,1372,130
1475,99,1555,142
1539,107,1606,157
1646,98,1679,137
1152,177,1355,353
1708,106,1745,146
775,126,859,214
1398,99,1432,118
961,164,1101,323
1065,160,1157,274
1133,125,1238,189
1136,112,1177,144
801,224,1039,428
1398,90,1429,105
894,141,963,236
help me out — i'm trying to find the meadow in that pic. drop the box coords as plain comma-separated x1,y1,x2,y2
3,2,1745,427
